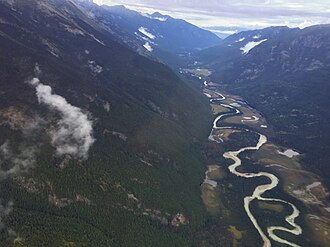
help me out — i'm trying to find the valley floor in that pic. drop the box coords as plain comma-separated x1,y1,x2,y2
186,71,330,246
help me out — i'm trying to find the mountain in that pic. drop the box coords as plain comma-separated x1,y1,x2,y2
100,5,222,53
0,0,213,246
196,24,330,188
74,2,222,68
64,1,222,68
197,26,294,71
204,25,330,82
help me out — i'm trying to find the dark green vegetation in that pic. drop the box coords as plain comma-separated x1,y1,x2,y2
0,0,214,246
2,0,330,245
196,25,330,189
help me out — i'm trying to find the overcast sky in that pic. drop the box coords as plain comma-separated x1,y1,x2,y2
94,0,330,36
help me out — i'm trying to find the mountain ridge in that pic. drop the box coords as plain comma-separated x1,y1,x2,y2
0,0,214,245
68,1,222,68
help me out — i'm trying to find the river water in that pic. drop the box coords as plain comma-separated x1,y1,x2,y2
208,89,302,247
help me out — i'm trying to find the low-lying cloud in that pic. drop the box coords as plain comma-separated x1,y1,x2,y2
29,77,95,159
0,142,37,180
0,65,96,234
0,200,13,231
0,139,38,235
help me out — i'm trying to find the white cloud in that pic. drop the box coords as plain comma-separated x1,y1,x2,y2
140,13,167,21
213,30,238,35
98,0,330,30
0,141,37,234
0,142,37,180
93,0,104,5
0,200,13,231
0,65,95,233
29,78,95,159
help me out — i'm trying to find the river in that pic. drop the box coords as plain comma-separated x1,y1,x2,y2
208,89,302,247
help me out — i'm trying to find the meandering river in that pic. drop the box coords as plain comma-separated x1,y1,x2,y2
208,90,302,247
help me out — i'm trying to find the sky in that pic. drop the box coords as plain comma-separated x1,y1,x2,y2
94,0,330,37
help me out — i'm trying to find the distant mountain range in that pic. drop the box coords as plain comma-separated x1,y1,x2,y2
101,5,222,53
71,1,222,67
197,26,294,76
198,25,330,82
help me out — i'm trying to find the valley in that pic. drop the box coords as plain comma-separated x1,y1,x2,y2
188,70,330,246
0,1,329,246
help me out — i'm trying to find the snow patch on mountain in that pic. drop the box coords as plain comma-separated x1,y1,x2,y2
62,24,85,36
90,34,105,46
143,42,153,52
240,39,268,55
135,32,155,44
235,37,245,42
138,27,156,40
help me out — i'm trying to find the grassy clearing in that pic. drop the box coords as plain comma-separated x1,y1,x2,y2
258,201,284,213
211,104,230,115
228,225,243,247
253,144,301,169
207,165,225,180
201,185,221,216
